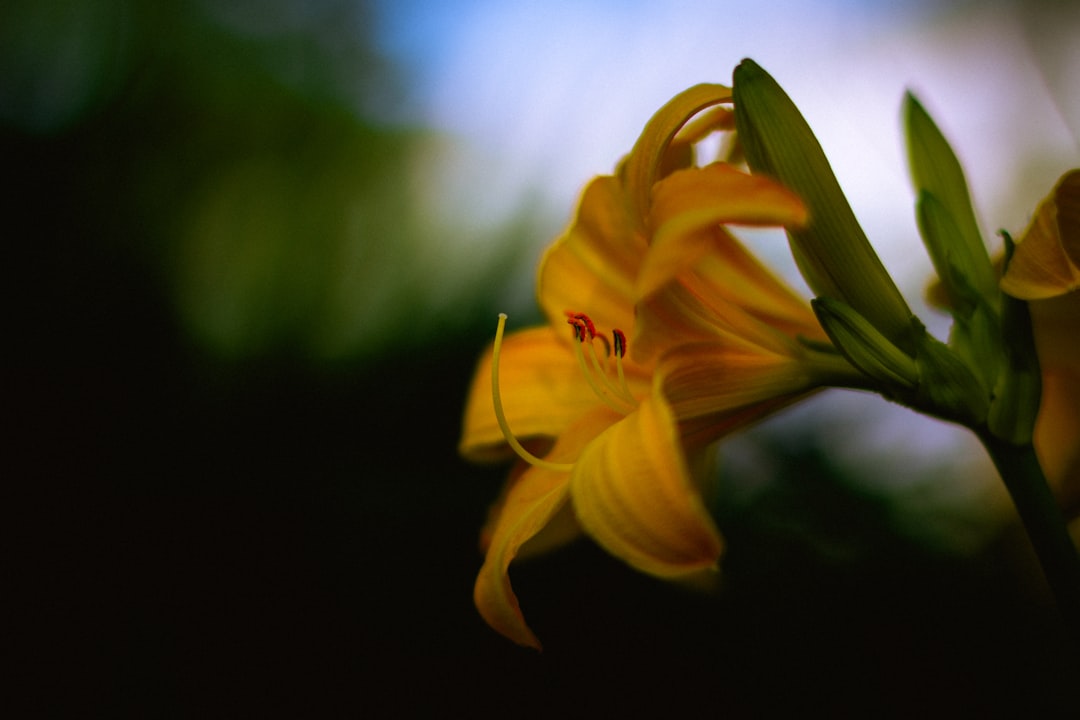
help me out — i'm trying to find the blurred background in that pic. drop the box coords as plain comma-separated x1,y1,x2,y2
8,0,1078,715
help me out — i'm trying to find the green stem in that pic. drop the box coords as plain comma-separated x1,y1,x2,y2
978,430,1080,650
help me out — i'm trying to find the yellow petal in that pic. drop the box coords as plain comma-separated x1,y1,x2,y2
633,267,802,364
1001,170,1080,300
478,463,582,560
659,341,816,420
1029,291,1080,513
623,84,733,230
459,326,599,462
570,386,723,577
537,175,645,336
474,407,619,649
473,466,569,650
637,163,808,298
692,247,825,342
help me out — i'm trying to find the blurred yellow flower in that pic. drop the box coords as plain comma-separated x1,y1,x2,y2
459,85,862,648
1000,170,1080,519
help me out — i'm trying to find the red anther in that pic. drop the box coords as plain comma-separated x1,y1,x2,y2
566,314,588,342
612,329,627,358
570,312,596,340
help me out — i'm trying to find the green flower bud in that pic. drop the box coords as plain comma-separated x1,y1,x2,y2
905,94,998,305
812,297,918,392
733,59,916,354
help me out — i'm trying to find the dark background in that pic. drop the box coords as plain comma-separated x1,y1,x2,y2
7,1,1077,716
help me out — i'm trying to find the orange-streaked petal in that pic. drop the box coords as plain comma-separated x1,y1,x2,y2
570,386,723,578
634,267,801,363
1036,368,1080,514
1029,291,1080,513
659,341,816,420
623,84,733,230
475,407,621,649
1001,170,1080,300
479,462,583,560
538,175,645,336
692,247,826,342
677,395,807,451
459,326,599,462
637,163,808,299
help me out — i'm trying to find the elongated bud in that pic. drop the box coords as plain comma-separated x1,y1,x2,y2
905,93,998,308
733,59,915,354
812,297,918,391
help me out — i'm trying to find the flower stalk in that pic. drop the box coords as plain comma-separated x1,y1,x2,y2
977,430,1080,650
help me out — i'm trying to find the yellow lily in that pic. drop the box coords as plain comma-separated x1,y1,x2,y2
459,85,863,649
1000,170,1080,520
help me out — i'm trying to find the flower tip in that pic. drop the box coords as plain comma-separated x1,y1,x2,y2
736,57,760,72
473,573,544,651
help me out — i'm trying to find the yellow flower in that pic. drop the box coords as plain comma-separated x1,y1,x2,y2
459,85,862,649
1000,170,1080,519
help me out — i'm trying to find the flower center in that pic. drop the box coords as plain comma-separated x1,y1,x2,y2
490,311,637,472
563,311,637,414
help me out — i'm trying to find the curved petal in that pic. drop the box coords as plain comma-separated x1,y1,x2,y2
1001,170,1080,300
637,163,808,298
678,395,807,451
623,84,733,229
478,462,582,560
692,249,826,342
474,407,620,649
459,326,599,462
634,267,801,363
570,386,723,578
538,175,645,337
1029,292,1080,514
659,341,816,421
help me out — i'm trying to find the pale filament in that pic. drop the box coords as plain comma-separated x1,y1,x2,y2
581,336,637,409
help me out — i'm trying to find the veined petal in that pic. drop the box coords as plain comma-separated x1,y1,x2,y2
688,238,825,342
623,84,733,229
570,386,723,578
634,266,802,363
538,175,645,336
478,463,582,560
459,326,599,462
637,163,808,299
475,407,619,649
1029,292,1080,512
677,396,805,451
1001,170,1080,300
474,465,569,650
659,341,817,420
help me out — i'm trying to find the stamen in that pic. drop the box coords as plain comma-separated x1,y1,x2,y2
612,329,626,358
566,311,637,412
566,311,596,340
586,337,636,406
611,329,634,400
491,314,573,472
571,334,635,414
